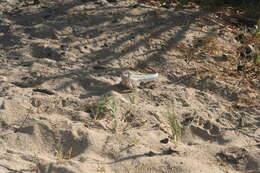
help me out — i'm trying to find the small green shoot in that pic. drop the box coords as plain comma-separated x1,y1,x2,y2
128,93,137,104
158,41,166,50
256,55,260,61
256,55,260,65
255,18,260,37
107,98,118,131
55,145,65,163
166,111,181,142
95,94,110,120
54,144,72,163
108,98,118,119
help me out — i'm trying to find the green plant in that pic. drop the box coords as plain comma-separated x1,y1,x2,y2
128,93,137,104
108,98,118,119
158,41,166,50
94,94,111,120
256,55,260,65
55,145,65,163
166,111,181,142
107,98,118,131
54,145,72,163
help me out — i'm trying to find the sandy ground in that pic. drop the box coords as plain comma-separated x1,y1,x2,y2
0,0,259,173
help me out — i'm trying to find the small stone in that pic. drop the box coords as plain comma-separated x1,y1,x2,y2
160,138,169,144
132,4,138,8
237,65,245,71
0,76,8,82
161,4,171,9
60,44,69,51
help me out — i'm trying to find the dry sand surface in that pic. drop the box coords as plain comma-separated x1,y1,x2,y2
0,0,259,172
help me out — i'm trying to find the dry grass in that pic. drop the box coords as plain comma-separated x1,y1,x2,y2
54,145,72,163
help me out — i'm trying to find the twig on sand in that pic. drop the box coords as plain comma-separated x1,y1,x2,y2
14,107,32,133
0,107,32,137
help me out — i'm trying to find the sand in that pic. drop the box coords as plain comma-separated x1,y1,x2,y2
0,0,259,172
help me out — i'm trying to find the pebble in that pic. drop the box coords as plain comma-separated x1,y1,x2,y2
0,76,7,82
160,138,169,144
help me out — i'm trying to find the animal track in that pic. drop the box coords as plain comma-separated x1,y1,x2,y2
217,147,260,172
182,116,227,144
